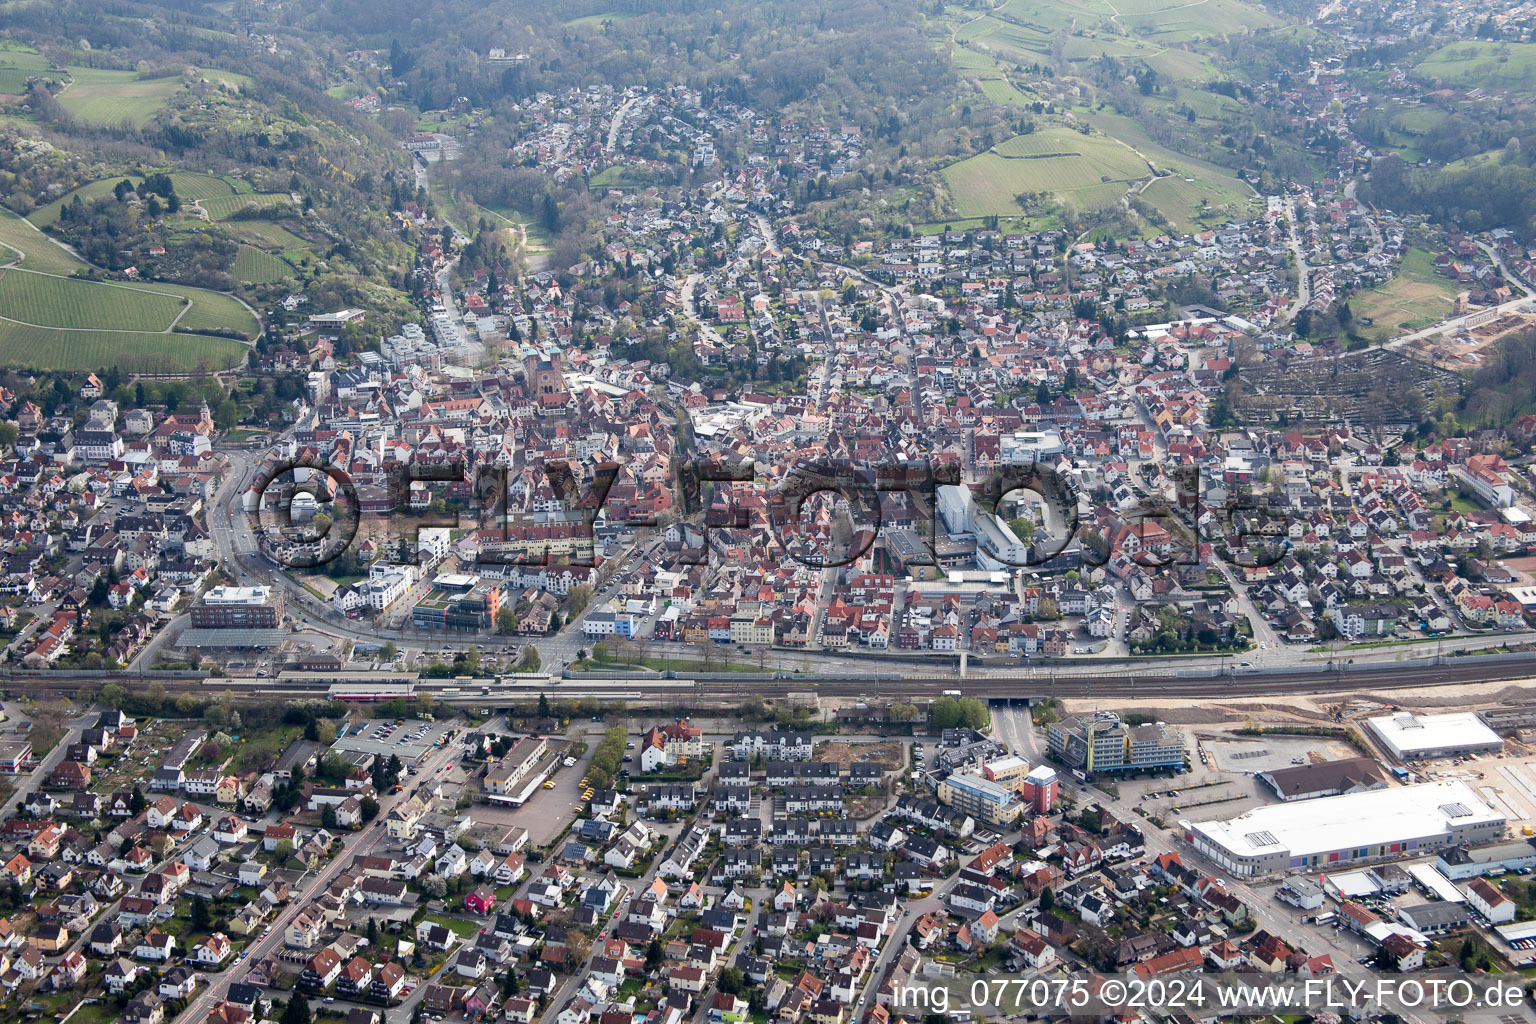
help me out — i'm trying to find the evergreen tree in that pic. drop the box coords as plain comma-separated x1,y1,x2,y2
191,895,211,933
281,994,312,1024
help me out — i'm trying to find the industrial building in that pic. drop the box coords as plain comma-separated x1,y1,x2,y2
189,586,285,629
936,772,1023,827
1184,779,1506,878
1256,757,1387,802
1435,838,1536,880
1047,711,1185,775
1366,711,1504,761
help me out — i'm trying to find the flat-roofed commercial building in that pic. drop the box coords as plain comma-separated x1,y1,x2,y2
1048,711,1185,775
190,586,284,629
1185,779,1506,878
978,755,1031,790
1367,712,1503,761
411,574,501,632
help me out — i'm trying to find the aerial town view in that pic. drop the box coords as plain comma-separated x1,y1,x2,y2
4,0,1536,1021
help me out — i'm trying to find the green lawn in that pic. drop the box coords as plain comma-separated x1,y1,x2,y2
425,913,482,939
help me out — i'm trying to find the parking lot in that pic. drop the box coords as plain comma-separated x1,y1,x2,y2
331,718,455,763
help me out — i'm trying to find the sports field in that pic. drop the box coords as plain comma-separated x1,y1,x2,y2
942,127,1149,217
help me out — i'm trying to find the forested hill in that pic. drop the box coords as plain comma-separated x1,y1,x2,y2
281,0,961,153
0,0,423,330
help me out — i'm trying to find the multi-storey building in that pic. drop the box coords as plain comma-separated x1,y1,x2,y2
1048,712,1185,775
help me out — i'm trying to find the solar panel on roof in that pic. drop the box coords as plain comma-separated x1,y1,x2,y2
1244,831,1279,847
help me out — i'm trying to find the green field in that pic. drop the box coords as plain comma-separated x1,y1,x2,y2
0,206,256,370
947,0,1267,227
232,245,294,284
0,46,50,95
1117,0,1279,42
171,171,254,201
1416,41,1536,90
31,171,257,228
588,166,654,190
225,220,313,251
201,192,292,220
1351,246,1460,341
57,68,184,127
0,208,89,275
941,127,1149,217
0,270,185,330
0,320,244,373
564,10,636,28
1141,174,1248,232
954,0,1274,68
53,67,249,127
1393,107,1447,133
1079,108,1254,199
165,287,259,337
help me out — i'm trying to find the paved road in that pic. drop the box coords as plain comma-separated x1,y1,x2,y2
1387,241,1536,353
1282,197,1311,320
991,708,1374,974
174,736,464,1023
0,704,94,821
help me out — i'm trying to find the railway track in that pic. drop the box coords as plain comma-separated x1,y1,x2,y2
1,652,1533,705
